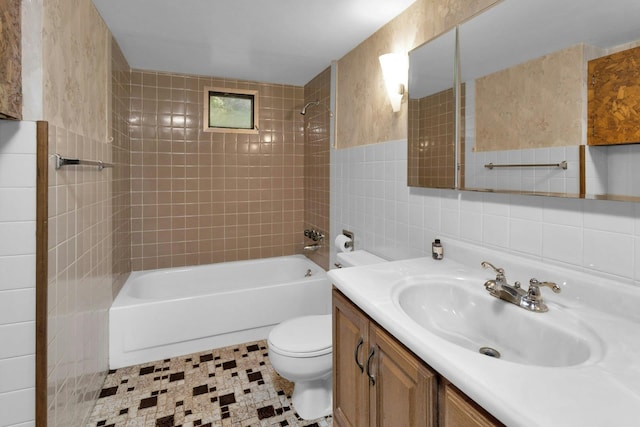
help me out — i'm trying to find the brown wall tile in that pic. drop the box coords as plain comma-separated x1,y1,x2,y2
130,70,305,269
302,67,331,270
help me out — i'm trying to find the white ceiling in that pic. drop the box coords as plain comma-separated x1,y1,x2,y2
92,0,416,86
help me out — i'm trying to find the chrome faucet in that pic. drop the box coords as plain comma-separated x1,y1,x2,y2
481,261,560,312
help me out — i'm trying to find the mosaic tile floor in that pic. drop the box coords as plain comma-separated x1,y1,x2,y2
88,340,333,427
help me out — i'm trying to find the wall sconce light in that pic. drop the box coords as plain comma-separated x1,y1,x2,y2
379,52,408,112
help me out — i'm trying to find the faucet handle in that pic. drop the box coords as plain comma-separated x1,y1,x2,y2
528,278,561,294
481,261,505,281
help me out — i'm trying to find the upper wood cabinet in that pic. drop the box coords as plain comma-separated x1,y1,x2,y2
0,0,22,120
588,45,640,146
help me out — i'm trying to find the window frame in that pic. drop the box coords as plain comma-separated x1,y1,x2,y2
202,86,259,134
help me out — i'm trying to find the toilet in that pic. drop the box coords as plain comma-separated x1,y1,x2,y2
267,250,387,419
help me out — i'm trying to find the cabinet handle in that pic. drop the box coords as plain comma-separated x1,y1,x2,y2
365,346,376,386
354,337,364,373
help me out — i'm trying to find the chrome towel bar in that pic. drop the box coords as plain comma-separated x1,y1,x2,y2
54,153,113,171
484,161,567,170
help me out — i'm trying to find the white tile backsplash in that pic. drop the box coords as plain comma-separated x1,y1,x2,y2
0,189,36,222
0,255,36,291
0,322,35,359
331,138,640,286
509,218,543,257
0,154,37,188
0,289,35,325
0,121,36,426
0,356,35,394
583,200,635,234
0,222,36,257
583,230,634,279
0,388,35,427
0,122,37,153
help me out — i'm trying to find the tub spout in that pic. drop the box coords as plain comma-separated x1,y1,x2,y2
303,244,322,252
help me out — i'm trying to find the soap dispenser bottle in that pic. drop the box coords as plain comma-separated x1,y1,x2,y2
432,239,443,260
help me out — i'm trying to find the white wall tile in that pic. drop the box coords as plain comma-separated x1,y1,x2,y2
509,195,543,221
0,222,36,257
0,388,34,427
482,214,509,249
0,122,37,154
635,239,640,282
0,356,35,393
460,210,483,243
0,323,35,359
0,155,37,189
0,122,36,427
543,197,583,226
542,224,583,266
0,289,35,324
441,208,460,237
583,230,634,278
331,139,640,284
0,256,36,291
583,200,634,234
0,189,36,222
510,219,543,257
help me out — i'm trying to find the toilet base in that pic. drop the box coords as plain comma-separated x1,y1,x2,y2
291,375,333,420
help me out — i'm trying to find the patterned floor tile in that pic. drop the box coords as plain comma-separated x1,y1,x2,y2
88,340,332,427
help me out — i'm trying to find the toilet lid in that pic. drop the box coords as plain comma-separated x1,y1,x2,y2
268,314,332,357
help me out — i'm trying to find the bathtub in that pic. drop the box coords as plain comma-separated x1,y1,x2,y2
109,255,330,369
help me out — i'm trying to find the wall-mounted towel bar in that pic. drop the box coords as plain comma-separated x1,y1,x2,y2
54,153,113,171
484,161,567,170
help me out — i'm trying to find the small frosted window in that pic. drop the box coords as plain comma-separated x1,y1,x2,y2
203,87,259,133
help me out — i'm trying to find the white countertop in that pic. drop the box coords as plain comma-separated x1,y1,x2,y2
327,242,640,426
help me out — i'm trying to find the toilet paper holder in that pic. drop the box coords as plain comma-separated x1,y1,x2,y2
342,230,354,250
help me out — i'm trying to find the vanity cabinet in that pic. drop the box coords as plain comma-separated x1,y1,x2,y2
0,0,22,119
440,381,503,427
588,44,640,146
332,289,437,427
333,288,504,427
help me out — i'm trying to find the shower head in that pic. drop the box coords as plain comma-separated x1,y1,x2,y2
300,101,320,115
300,100,334,117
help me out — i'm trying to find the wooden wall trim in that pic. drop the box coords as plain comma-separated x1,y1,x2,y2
579,145,586,197
36,120,48,427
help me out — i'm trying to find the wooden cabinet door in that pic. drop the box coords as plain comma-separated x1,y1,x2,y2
0,0,22,119
333,289,370,427
440,382,504,427
369,324,437,427
588,45,640,146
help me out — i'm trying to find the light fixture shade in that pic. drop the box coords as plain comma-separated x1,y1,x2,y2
379,52,408,112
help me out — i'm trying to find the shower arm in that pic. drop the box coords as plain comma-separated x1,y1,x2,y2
300,100,334,117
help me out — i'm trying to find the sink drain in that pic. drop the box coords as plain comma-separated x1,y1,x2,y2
479,346,501,358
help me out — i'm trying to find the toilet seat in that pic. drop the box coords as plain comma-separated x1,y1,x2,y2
268,314,332,358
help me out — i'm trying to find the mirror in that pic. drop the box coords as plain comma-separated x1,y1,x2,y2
408,0,640,201
408,28,457,189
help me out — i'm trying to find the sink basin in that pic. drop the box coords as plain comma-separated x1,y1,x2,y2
395,279,602,367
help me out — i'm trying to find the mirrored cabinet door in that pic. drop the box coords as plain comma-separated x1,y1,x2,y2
408,0,640,202
407,28,457,189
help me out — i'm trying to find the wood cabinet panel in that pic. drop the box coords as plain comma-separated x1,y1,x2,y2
440,382,504,427
588,45,640,146
333,289,437,427
370,324,437,427
0,0,22,119
334,288,504,427
333,289,370,427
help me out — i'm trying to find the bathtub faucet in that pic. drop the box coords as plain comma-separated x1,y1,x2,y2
303,244,322,252
304,229,325,242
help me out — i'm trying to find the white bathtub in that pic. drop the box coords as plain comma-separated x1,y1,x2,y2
109,255,330,369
